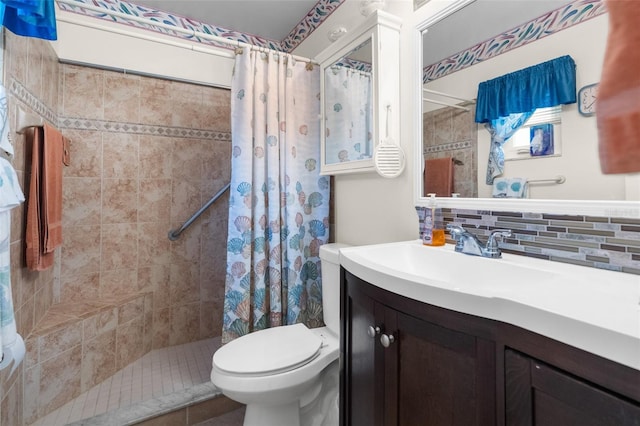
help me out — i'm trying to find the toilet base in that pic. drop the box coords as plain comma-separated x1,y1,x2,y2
244,401,301,426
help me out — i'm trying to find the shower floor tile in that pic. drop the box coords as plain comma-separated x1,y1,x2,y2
31,337,220,426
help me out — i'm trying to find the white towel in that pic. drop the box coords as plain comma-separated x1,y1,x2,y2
492,177,527,198
0,85,14,157
0,157,25,358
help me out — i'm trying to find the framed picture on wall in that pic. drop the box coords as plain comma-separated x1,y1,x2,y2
529,124,554,156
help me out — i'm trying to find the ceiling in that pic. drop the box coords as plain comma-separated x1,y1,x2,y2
130,0,321,42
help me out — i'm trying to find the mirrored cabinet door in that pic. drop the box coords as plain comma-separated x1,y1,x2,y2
317,10,401,176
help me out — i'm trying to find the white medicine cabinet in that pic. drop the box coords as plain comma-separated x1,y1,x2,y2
316,10,402,175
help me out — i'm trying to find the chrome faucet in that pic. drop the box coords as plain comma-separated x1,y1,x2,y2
446,224,512,258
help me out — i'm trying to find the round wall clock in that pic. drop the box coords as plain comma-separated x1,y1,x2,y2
578,83,598,116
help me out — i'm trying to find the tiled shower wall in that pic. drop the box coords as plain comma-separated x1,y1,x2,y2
58,62,231,349
423,104,478,198
0,30,231,425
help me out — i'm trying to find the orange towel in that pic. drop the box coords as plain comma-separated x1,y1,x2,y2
597,0,640,174
25,124,65,271
424,157,453,197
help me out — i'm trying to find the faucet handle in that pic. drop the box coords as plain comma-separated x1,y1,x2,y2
485,229,512,257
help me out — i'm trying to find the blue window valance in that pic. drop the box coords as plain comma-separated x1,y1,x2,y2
0,0,57,41
475,55,576,123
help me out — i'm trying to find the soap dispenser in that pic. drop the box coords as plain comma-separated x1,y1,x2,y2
423,194,445,246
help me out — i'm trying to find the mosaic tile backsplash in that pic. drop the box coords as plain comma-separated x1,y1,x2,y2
444,209,640,275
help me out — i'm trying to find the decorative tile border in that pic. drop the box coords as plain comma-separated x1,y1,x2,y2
424,140,472,154
424,0,607,82
9,78,58,126
444,208,640,275
9,78,230,140
56,0,346,54
58,116,232,141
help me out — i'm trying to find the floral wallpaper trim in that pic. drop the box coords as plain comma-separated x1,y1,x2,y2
280,0,347,52
424,0,607,83
58,116,232,140
56,0,346,53
9,78,58,126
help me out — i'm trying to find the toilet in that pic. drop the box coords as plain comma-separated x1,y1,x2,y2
211,243,346,426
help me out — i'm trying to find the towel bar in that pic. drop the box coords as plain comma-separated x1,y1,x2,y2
16,105,44,134
527,176,566,184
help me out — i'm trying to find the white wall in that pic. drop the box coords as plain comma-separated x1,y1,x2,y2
52,9,235,88
425,14,626,201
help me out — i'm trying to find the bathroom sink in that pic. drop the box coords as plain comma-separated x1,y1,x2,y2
340,240,558,294
339,240,640,370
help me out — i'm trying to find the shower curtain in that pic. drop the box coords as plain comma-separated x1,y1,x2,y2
222,50,330,343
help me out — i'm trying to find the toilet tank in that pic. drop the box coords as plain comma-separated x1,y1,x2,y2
319,243,349,336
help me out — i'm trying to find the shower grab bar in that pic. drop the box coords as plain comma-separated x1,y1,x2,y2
168,183,231,241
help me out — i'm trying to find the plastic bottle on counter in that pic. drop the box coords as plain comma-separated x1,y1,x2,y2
423,193,445,246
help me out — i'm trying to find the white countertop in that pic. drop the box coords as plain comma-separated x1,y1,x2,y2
339,240,640,370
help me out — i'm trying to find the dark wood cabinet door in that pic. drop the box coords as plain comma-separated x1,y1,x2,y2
342,275,382,426
389,309,496,426
506,349,640,426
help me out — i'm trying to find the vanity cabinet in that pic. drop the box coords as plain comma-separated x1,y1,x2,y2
341,270,496,426
341,269,640,426
505,349,640,426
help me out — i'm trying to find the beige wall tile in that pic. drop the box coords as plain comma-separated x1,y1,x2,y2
104,73,141,123
139,265,171,310
63,178,102,226
118,296,144,324
102,178,138,224
115,316,144,369
152,308,170,349
138,221,171,266
100,268,139,296
101,223,138,271
83,307,118,340
1,366,24,426
82,329,117,390
171,180,201,223
139,135,173,179
61,225,101,276
62,65,104,119
38,322,83,362
170,302,199,346
138,179,171,222
60,272,100,303
139,79,172,125
39,345,82,415
170,262,200,305
62,129,103,178
23,366,40,424
103,132,139,178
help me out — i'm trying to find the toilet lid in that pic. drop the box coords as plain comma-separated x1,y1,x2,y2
213,323,323,375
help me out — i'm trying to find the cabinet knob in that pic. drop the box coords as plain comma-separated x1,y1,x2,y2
380,333,395,347
367,326,381,338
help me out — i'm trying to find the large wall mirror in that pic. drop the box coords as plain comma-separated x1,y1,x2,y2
415,0,640,218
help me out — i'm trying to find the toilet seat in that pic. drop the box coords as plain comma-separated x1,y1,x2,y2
213,323,323,376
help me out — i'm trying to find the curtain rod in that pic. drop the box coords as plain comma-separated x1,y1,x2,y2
423,97,470,111
55,0,317,64
423,88,474,103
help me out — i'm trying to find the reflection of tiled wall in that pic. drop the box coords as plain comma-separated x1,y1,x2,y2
445,209,640,274
0,31,231,425
423,105,477,197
